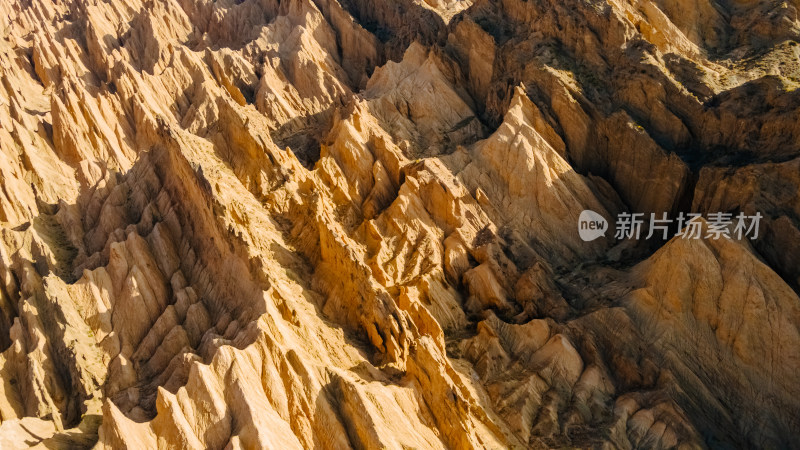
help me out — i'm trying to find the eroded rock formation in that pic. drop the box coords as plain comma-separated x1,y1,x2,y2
0,0,799,448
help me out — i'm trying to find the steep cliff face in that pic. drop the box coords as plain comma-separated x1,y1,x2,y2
0,0,799,448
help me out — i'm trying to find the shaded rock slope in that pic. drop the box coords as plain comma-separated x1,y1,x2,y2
0,0,799,448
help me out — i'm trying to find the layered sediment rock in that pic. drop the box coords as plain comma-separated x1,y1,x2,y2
0,0,799,448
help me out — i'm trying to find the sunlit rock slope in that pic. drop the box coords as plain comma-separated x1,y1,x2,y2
0,0,799,448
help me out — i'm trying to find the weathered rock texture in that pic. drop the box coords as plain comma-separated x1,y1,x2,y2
0,0,799,448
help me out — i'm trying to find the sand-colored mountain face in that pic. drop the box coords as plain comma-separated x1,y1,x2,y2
0,0,799,448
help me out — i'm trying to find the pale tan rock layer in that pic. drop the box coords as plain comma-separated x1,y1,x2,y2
0,0,798,448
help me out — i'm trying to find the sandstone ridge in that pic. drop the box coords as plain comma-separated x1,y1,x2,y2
0,0,799,448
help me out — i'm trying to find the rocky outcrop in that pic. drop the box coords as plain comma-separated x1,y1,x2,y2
0,0,799,448
626,222,800,448
693,157,800,289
